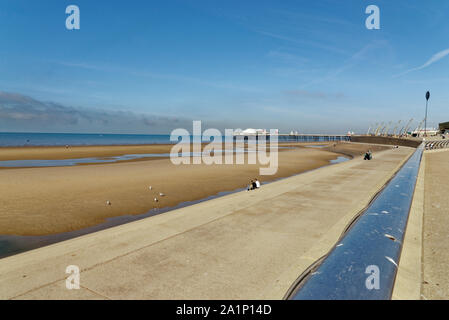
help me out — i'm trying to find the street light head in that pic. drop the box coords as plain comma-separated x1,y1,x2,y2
424,91,430,138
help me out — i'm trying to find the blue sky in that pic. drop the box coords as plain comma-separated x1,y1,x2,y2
1,0,449,134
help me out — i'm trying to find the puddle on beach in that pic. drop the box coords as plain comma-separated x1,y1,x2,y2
0,154,350,259
330,156,349,164
304,144,329,148
0,151,229,168
0,148,295,168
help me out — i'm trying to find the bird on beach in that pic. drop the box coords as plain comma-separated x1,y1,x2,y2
159,192,165,197
106,200,111,206
154,197,158,202
149,186,152,190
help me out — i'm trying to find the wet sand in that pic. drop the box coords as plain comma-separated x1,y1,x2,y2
0,142,387,236
0,144,175,161
0,141,386,163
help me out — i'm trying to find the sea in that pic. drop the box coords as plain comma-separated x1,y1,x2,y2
0,132,175,147
0,132,347,147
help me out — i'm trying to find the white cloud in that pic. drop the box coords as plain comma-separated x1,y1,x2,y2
394,48,449,77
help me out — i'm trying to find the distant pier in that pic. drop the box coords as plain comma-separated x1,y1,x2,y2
277,134,350,142
233,134,351,142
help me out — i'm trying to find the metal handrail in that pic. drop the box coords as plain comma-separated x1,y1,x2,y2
288,145,424,300
425,140,449,150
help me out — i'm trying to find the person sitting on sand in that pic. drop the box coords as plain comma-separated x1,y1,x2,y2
247,180,254,191
255,178,261,189
364,150,372,160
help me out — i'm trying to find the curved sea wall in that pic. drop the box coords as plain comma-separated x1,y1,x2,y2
350,135,422,148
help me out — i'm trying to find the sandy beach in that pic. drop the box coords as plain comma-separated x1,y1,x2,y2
0,142,388,236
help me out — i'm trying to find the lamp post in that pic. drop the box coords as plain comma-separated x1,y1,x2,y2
425,91,430,137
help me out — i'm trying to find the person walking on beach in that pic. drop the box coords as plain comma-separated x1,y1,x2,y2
255,178,261,189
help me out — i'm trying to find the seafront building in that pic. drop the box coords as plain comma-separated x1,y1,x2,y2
439,121,449,134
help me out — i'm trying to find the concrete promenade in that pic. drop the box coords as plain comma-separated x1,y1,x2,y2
393,147,449,300
421,149,449,299
0,147,413,300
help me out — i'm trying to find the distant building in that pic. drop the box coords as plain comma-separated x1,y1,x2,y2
411,128,439,137
234,128,271,135
439,121,449,134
